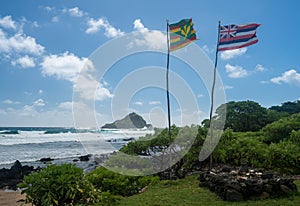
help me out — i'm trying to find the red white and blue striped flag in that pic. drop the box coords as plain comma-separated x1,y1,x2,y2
218,23,261,51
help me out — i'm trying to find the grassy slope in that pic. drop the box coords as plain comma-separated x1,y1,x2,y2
118,175,300,206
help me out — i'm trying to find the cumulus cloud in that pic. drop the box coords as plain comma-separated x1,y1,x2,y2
40,52,87,82
51,16,59,23
225,64,248,78
43,6,55,12
197,94,204,98
220,48,247,60
74,74,114,101
2,99,20,104
133,19,148,33
255,64,265,72
33,98,46,107
11,55,35,68
202,45,214,54
0,28,44,55
68,7,85,17
223,85,233,90
270,69,300,86
134,101,143,106
58,101,73,110
132,19,166,50
0,16,16,30
149,101,161,105
86,18,124,38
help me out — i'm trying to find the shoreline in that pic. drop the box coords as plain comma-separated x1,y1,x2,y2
0,153,111,191
0,153,111,170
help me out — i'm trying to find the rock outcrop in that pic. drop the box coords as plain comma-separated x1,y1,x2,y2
198,166,298,201
102,112,152,129
0,160,39,190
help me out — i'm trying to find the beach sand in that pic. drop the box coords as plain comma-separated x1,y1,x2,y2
0,190,30,206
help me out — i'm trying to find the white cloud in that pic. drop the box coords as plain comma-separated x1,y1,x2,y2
86,18,124,38
197,94,204,98
220,48,247,60
255,64,265,72
133,19,148,33
68,7,85,17
38,89,43,94
73,60,114,101
43,6,55,12
202,45,214,54
0,28,44,55
225,64,248,78
0,16,16,30
132,19,166,50
51,16,59,23
2,99,20,104
33,98,45,107
270,69,300,86
134,101,143,106
11,55,35,68
58,101,73,110
223,85,233,90
75,75,114,101
149,101,161,105
32,21,39,28
0,103,74,126
40,52,87,82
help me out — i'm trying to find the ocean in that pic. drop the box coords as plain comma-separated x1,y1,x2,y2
0,127,154,169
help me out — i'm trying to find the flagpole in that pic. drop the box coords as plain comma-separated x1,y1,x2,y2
209,21,221,170
166,19,172,139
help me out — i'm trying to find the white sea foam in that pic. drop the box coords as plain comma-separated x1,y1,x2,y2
0,128,154,166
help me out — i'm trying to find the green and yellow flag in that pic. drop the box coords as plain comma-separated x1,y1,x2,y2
169,19,196,51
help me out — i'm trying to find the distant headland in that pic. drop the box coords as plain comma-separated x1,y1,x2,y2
101,112,152,129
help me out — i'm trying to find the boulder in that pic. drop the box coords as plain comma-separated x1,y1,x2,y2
9,160,23,179
79,154,91,161
39,157,54,163
226,189,244,201
0,160,39,190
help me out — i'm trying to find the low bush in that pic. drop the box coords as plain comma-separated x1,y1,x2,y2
18,164,116,206
86,166,159,196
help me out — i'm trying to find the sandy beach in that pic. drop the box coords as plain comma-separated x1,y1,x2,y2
0,190,29,206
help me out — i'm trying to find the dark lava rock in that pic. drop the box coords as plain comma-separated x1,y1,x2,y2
226,189,244,201
198,167,298,201
0,160,39,190
221,165,232,173
39,157,54,163
79,154,91,161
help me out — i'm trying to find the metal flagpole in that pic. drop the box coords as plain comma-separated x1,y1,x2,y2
209,21,221,170
166,19,172,139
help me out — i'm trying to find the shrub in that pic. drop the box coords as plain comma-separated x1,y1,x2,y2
86,166,159,196
18,164,115,206
262,113,300,143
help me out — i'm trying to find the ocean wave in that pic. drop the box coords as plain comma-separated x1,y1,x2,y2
0,130,19,135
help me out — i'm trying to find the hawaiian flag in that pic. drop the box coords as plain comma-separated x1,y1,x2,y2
169,19,197,51
218,23,261,51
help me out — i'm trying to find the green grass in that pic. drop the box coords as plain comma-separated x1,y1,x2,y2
118,175,300,206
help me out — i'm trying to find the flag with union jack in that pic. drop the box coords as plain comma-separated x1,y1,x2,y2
218,23,261,51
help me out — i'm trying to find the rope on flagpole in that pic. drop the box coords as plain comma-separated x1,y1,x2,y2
209,20,221,170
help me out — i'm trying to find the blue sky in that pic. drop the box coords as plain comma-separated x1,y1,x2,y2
0,0,299,127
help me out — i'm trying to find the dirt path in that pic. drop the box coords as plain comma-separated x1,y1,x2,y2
0,190,30,206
